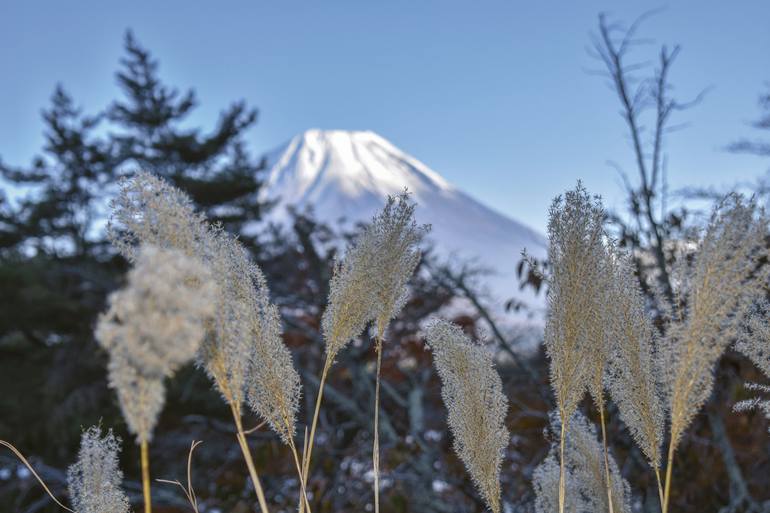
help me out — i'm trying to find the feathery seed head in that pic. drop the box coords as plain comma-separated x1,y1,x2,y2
533,411,631,513
97,244,216,378
368,192,429,338
545,183,608,422
424,319,509,513
67,426,130,513
322,244,377,361
322,192,428,358
107,172,301,443
585,242,617,409
245,272,302,444
736,300,770,379
734,383,770,434
533,454,581,513
661,194,769,451
605,251,665,469
200,233,261,403
108,171,208,262
321,208,383,359
200,232,302,437
566,412,631,513
107,355,166,443
96,244,216,442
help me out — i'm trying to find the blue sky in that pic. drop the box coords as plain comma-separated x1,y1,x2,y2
2,0,769,232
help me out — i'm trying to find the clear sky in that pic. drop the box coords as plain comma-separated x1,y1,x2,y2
2,0,769,232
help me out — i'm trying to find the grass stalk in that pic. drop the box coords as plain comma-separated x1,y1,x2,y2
140,439,152,513
288,436,312,513
598,401,615,513
558,419,567,513
0,440,75,513
655,467,664,511
229,403,270,513
662,440,675,513
302,358,332,486
373,335,383,513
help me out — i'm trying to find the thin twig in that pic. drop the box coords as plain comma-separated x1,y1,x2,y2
156,439,203,513
0,440,75,513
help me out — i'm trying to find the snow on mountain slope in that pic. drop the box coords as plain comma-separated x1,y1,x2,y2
259,129,547,321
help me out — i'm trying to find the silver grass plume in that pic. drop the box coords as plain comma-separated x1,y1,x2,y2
108,171,208,262
659,195,769,453
544,183,607,426
322,192,428,358
368,192,429,337
244,256,302,444
533,454,583,513
533,412,631,513
200,233,260,404
735,300,770,379
106,355,166,444
565,413,630,513
605,252,665,470
321,219,380,362
424,319,509,513
734,383,770,434
97,244,215,377
109,172,301,444
319,192,428,513
734,303,770,436
67,427,130,513
585,245,614,410
96,244,216,442
545,184,608,513
200,232,301,439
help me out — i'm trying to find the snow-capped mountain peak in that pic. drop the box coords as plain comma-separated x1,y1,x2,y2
260,129,546,318
262,129,453,221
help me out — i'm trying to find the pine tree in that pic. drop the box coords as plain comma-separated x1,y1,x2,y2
0,32,270,509
108,31,268,248
0,85,112,257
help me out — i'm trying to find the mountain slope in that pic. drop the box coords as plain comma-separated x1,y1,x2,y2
260,129,547,319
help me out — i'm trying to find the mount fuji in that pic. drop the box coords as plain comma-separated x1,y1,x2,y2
259,129,547,320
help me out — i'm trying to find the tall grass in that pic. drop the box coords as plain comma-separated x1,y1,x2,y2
305,191,426,513
542,183,608,513
95,244,216,513
605,252,665,503
4,175,770,513
538,186,770,513
656,195,769,512
424,319,509,513
533,411,630,513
